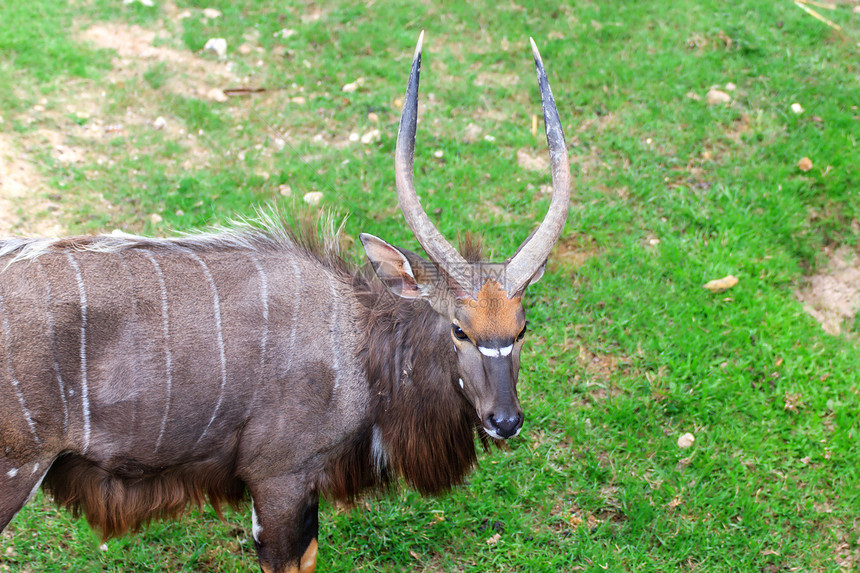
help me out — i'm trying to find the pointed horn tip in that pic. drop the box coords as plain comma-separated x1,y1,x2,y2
413,30,425,61
529,37,542,62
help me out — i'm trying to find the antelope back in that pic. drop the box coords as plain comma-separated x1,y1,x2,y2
0,233,369,467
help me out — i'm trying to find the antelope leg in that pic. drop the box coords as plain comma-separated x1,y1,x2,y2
0,456,52,532
249,478,319,573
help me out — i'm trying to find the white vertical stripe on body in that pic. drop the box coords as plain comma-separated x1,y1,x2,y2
142,250,174,452
0,292,39,443
249,255,269,409
185,251,228,445
286,259,301,373
66,253,91,452
36,261,69,435
326,276,341,390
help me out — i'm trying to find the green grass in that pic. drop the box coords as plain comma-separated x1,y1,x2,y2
1,0,859,571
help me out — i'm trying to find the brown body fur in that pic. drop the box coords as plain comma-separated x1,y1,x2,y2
0,222,487,572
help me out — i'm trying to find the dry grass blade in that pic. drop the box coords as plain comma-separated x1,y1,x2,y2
795,0,836,10
793,1,842,31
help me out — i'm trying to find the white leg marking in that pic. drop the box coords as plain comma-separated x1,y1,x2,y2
6,468,18,478
251,500,262,543
326,276,341,390
249,255,269,410
499,344,513,357
371,424,388,476
66,253,91,452
37,260,69,435
478,346,501,358
185,251,228,445
0,292,40,443
142,250,174,452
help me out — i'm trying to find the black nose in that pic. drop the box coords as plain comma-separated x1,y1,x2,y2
488,411,523,439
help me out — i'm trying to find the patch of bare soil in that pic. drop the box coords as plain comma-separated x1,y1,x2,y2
549,233,600,273
78,21,237,101
796,245,860,336
0,134,65,237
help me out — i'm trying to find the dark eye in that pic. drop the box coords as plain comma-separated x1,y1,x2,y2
516,322,528,341
452,325,468,340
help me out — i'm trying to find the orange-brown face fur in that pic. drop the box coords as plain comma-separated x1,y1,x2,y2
454,279,525,344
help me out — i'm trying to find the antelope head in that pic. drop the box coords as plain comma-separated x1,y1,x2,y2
361,33,570,440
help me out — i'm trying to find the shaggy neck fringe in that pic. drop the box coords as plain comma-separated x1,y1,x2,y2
319,282,487,501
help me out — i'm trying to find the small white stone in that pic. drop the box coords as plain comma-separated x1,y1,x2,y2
207,88,228,102
791,103,804,115
360,129,380,144
725,82,736,91
348,132,360,142
483,134,496,142
677,433,695,449
706,88,731,105
152,116,167,130
278,184,292,197
274,28,296,39
150,213,163,224
433,150,444,158
303,191,323,206
202,8,222,19
203,38,228,59
342,78,365,93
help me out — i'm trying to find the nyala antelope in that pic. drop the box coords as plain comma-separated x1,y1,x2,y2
0,33,569,572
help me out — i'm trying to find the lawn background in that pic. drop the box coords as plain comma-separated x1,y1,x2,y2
0,0,858,571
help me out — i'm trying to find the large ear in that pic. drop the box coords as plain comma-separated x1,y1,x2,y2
527,260,546,286
360,233,432,299
510,259,546,298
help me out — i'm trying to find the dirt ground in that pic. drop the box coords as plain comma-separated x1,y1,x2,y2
796,245,860,337
0,134,65,236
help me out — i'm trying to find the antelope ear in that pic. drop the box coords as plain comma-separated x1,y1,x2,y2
360,233,429,299
510,259,546,297
527,260,546,285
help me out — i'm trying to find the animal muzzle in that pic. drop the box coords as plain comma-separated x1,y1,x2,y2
484,407,523,440
478,359,524,439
